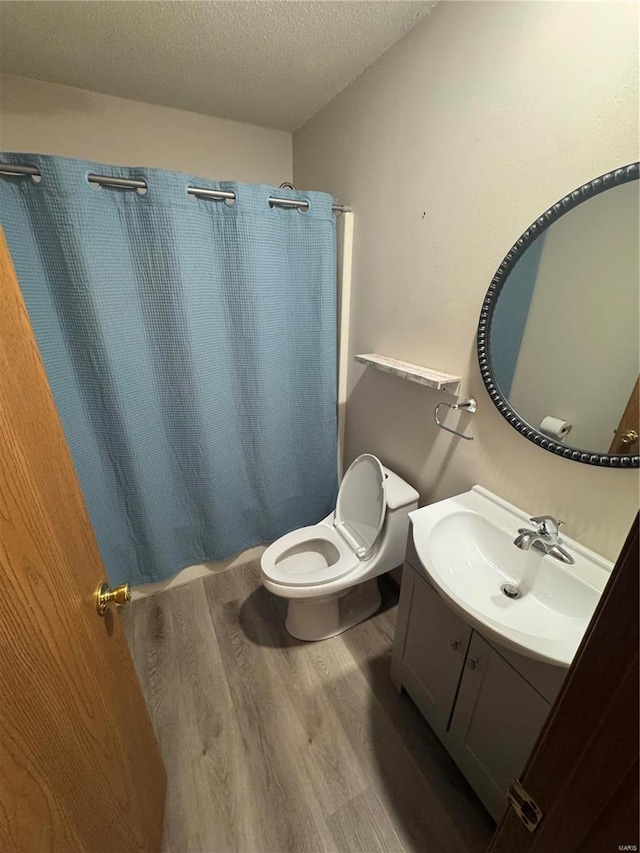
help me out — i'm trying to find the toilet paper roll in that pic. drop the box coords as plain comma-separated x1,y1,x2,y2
539,416,573,441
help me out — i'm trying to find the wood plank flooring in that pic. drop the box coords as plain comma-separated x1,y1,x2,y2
121,564,495,853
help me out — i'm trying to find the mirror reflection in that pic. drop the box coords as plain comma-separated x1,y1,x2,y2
489,179,639,456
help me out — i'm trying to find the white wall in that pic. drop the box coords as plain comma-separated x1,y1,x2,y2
509,179,639,452
294,1,639,561
0,75,292,184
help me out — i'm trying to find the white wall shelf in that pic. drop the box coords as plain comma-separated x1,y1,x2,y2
355,353,462,396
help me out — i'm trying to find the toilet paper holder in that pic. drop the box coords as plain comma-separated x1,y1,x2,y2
434,398,477,441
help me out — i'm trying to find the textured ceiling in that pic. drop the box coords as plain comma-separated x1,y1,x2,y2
0,1,435,131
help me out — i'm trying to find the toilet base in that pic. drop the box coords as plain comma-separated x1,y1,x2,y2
284,579,382,641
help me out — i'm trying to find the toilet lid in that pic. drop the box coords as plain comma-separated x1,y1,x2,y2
334,454,386,557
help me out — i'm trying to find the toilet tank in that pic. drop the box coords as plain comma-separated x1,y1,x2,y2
379,467,419,571
383,467,419,511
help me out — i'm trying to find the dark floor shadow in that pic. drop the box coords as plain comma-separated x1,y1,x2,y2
238,584,307,649
240,577,397,649
376,577,400,617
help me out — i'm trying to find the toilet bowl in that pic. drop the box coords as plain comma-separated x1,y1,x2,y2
260,454,419,641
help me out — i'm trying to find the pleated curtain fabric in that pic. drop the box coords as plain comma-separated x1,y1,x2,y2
0,154,338,585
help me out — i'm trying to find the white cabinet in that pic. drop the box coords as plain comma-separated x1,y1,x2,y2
391,561,566,822
447,632,552,820
391,567,471,741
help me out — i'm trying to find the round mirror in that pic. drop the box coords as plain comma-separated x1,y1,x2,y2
478,163,639,468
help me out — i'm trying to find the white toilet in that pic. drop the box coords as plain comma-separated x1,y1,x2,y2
260,454,419,641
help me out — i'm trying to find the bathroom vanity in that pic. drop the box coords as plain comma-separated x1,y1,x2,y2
390,540,564,821
390,487,612,822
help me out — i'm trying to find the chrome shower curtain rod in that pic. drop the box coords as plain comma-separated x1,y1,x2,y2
0,162,351,214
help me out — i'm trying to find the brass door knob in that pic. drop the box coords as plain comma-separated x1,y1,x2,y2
620,429,639,445
95,581,131,616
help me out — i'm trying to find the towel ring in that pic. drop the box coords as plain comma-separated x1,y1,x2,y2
434,398,477,441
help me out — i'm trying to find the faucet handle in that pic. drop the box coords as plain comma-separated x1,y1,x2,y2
529,515,562,536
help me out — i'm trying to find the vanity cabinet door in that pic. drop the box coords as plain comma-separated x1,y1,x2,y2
393,568,472,741
448,633,551,822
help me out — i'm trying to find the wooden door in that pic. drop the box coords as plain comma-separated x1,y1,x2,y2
0,228,166,851
609,377,639,454
488,515,639,851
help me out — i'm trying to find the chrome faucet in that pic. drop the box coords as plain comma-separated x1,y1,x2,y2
513,515,575,564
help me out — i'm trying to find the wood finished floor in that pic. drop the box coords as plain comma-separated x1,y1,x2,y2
121,563,495,853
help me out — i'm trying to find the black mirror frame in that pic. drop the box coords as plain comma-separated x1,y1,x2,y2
477,162,640,468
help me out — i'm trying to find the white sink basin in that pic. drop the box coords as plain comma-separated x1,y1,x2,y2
409,486,613,667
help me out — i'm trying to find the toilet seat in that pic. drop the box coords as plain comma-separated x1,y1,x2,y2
261,454,387,588
261,524,360,586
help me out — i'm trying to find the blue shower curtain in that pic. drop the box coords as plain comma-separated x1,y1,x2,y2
0,154,338,585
